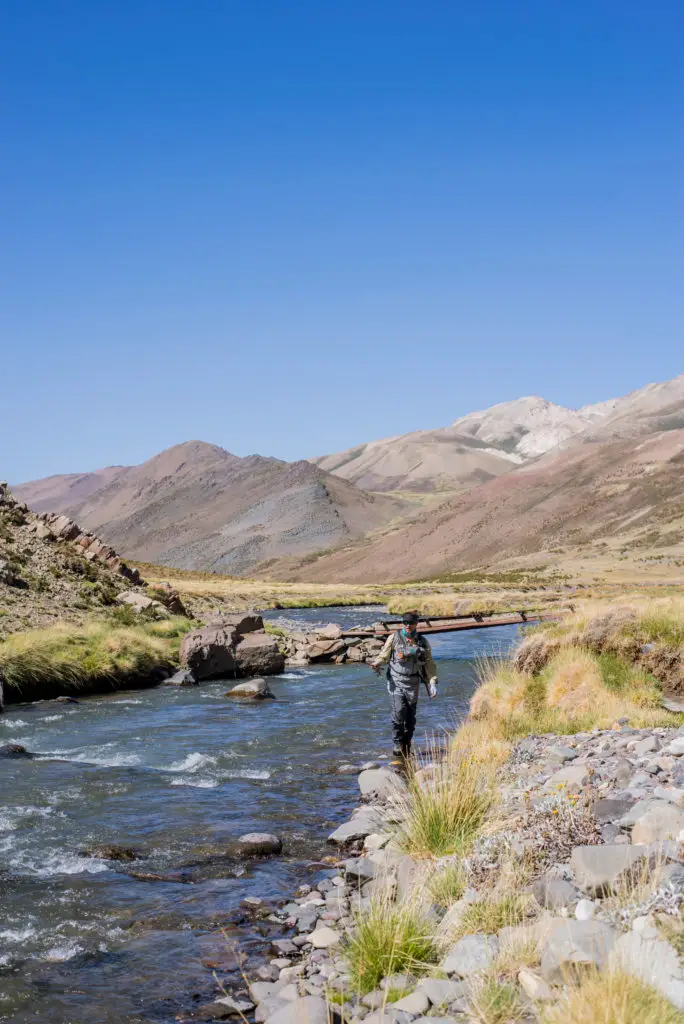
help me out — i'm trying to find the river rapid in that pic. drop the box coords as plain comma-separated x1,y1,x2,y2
0,607,521,1024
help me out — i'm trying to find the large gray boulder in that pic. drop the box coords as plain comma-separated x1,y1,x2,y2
210,612,264,634
180,623,239,680
358,767,408,801
307,638,347,661
234,633,285,678
540,920,617,983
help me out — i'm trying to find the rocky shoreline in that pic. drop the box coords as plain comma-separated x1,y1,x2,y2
195,721,684,1023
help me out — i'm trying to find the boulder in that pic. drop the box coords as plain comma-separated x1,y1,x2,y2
540,920,617,983
328,810,384,845
529,876,578,909
81,844,142,862
211,612,264,635
234,634,285,678
358,767,408,802
631,804,684,844
543,764,589,793
166,668,197,686
392,991,429,1015
317,623,343,640
440,934,499,977
570,844,648,897
609,930,684,1009
307,639,347,662
180,624,239,681
416,977,467,1006
264,995,329,1024
517,969,553,1002
116,592,162,613
225,678,275,700
0,743,33,759
235,833,282,856
306,926,341,948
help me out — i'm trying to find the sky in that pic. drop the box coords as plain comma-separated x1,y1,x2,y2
2,1,682,483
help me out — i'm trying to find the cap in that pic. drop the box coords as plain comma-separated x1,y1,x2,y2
402,611,419,626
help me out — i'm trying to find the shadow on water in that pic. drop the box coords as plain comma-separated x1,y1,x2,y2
0,607,522,1024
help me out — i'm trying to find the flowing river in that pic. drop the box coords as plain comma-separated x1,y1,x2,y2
0,607,522,1024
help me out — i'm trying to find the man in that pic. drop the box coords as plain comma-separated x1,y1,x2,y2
371,611,438,759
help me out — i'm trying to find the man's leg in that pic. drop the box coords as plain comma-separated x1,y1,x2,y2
390,689,407,756
403,687,418,756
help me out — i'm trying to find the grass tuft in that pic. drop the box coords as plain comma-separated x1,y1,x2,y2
454,892,531,939
541,969,684,1024
469,976,526,1024
428,860,467,910
344,897,442,994
395,749,496,858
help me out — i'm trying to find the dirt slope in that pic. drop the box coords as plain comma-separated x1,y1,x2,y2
16,442,408,575
271,429,684,582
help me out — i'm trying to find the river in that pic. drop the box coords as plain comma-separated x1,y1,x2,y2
0,607,522,1024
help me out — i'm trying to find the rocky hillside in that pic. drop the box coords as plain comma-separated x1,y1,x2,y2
16,442,408,576
0,483,146,639
270,427,684,582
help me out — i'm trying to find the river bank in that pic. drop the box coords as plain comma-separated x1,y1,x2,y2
212,595,684,1023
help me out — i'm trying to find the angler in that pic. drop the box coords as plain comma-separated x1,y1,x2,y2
371,611,438,760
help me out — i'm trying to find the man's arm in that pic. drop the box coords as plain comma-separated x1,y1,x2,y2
371,633,394,670
424,642,438,688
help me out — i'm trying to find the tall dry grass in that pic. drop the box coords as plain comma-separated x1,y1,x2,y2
541,970,683,1024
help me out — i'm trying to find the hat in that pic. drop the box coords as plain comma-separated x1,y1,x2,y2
402,611,419,626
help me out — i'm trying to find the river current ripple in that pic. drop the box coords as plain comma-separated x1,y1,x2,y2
0,607,521,1024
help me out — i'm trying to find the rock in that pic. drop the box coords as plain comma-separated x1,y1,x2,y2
264,995,329,1024
272,939,298,956
666,737,684,756
380,974,416,992
654,786,684,807
343,857,376,882
328,811,383,845
306,926,341,948
80,844,142,862
213,994,255,1015
540,920,617,983
234,634,285,678
0,743,33,759
593,797,634,823
307,639,347,661
235,833,282,856
224,678,276,700
634,735,661,756
248,980,282,1004
575,899,597,921
570,844,648,897
440,933,499,977
631,804,684,844
180,624,239,681
416,977,467,1007
358,767,408,801
317,624,343,640
391,991,429,1015
619,798,667,828
530,877,578,910
609,930,684,1010
212,612,264,634
543,764,589,793
55,695,79,703
167,668,197,686
363,1011,413,1024
547,744,578,762
517,969,553,1002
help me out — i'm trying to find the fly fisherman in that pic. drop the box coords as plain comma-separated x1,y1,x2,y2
371,611,438,759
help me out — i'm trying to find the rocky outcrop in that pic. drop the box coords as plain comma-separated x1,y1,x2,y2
272,622,385,667
28,506,142,584
180,614,284,681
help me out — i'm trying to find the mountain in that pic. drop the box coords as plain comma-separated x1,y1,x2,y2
17,466,128,513
15,442,408,575
311,395,618,492
577,373,684,443
272,427,684,583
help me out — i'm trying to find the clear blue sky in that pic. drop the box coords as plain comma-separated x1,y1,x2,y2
2,1,682,483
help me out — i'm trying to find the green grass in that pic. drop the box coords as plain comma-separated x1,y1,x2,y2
636,611,684,648
470,977,525,1024
428,860,467,910
454,892,531,939
396,753,496,858
344,898,442,994
0,620,180,701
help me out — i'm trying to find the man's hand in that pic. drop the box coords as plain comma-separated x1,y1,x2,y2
370,660,382,676
428,680,438,699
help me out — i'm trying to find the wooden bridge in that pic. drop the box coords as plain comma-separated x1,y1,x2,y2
340,607,567,640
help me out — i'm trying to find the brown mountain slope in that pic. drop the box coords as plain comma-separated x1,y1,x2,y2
15,442,408,575
578,373,684,443
17,466,128,513
267,429,684,583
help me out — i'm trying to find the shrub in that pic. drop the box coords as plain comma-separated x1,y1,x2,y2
344,897,441,994
428,860,467,910
454,892,531,939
